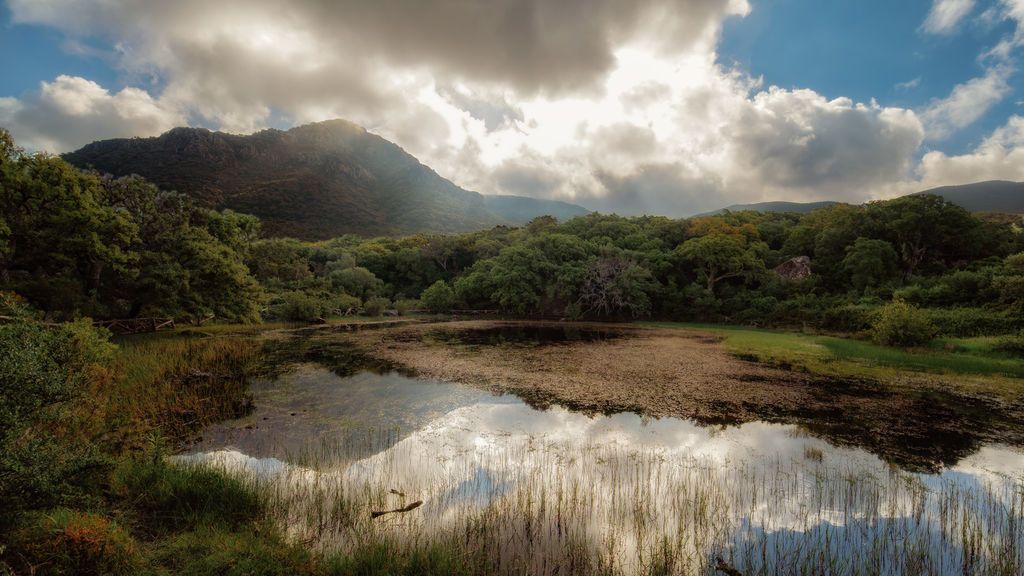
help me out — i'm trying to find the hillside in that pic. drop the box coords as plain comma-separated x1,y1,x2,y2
697,200,841,216
63,120,587,238
914,181,1024,213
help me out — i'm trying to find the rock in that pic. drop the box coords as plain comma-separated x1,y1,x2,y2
772,256,812,281
383,309,399,317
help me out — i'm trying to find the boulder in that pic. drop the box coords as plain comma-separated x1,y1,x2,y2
773,256,812,281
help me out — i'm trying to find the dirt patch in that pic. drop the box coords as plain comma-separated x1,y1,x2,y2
350,320,1024,472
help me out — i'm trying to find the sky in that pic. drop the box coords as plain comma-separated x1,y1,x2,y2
2,0,1024,215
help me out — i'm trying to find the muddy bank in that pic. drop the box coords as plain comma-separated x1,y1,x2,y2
350,320,1024,472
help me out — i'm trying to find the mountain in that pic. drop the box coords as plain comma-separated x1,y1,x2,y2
63,120,588,239
913,181,1024,213
696,200,841,216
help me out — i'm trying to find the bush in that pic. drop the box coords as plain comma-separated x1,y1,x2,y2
924,307,1020,337
274,291,325,321
870,299,937,347
111,458,263,533
1,317,113,526
393,298,418,315
820,303,876,333
419,280,456,313
10,509,142,575
361,296,390,317
994,331,1024,357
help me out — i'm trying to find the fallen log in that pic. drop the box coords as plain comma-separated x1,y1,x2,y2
371,500,423,519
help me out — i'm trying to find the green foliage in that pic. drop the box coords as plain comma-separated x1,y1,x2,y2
10,508,142,575
273,291,329,321
362,296,391,317
871,300,937,347
842,237,898,291
112,457,263,534
329,266,384,301
419,280,455,313
676,233,765,293
924,307,1020,337
0,316,113,526
994,331,1024,357
393,298,418,315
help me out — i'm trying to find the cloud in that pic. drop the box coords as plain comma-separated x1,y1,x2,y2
0,75,182,152
3,0,1020,216
922,0,976,34
919,65,1013,140
916,115,1024,185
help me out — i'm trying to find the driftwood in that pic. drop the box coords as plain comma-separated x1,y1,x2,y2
370,500,423,519
93,317,175,334
714,556,743,576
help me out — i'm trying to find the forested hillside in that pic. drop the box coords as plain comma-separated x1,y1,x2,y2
62,120,587,238
4,128,1024,336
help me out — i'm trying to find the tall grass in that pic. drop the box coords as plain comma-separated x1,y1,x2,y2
95,334,263,452
186,426,1024,576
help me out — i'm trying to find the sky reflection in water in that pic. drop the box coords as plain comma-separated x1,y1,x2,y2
185,364,1024,574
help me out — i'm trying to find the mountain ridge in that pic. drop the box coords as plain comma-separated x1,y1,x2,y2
63,119,588,239
698,180,1024,216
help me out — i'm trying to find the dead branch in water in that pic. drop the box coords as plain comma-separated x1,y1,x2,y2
371,500,423,519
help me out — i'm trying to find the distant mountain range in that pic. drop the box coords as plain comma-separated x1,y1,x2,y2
64,120,587,239
700,181,1024,216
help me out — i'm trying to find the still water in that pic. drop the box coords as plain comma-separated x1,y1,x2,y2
184,354,1024,575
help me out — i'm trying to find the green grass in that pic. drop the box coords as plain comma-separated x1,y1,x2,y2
644,322,1024,398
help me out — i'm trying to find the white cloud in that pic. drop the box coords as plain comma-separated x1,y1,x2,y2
919,65,1013,140
0,75,183,152
922,0,976,34
917,115,1024,185
1,0,1021,214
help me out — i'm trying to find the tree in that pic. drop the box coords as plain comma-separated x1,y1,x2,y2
0,152,136,316
577,256,656,318
328,266,383,301
676,234,765,294
864,195,980,279
842,238,899,291
420,280,455,313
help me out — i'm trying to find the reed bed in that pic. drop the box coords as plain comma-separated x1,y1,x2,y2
180,419,1024,576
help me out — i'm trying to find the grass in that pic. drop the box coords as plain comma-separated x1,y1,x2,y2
644,322,1024,399
182,422,1024,576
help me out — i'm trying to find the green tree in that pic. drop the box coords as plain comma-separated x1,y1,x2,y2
420,280,455,313
842,238,899,291
577,256,656,318
676,234,765,294
329,266,383,301
870,299,936,347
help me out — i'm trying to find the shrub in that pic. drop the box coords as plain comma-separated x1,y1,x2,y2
994,331,1024,357
274,291,324,321
870,299,937,347
361,296,390,317
393,298,419,315
820,303,876,333
334,293,361,315
111,458,263,533
924,307,1020,337
1,317,113,526
10,509,142,576
419,280,456,313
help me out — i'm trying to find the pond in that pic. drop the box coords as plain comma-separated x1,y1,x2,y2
182,334,1024,575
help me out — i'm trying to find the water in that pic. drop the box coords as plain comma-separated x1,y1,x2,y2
183,341,1024,575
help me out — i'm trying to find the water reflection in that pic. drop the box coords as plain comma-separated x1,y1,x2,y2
185,366,1024,575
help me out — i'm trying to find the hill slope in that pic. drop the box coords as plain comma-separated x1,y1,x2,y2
63,120,587,238
914,181,1024,213
697,200,841,216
